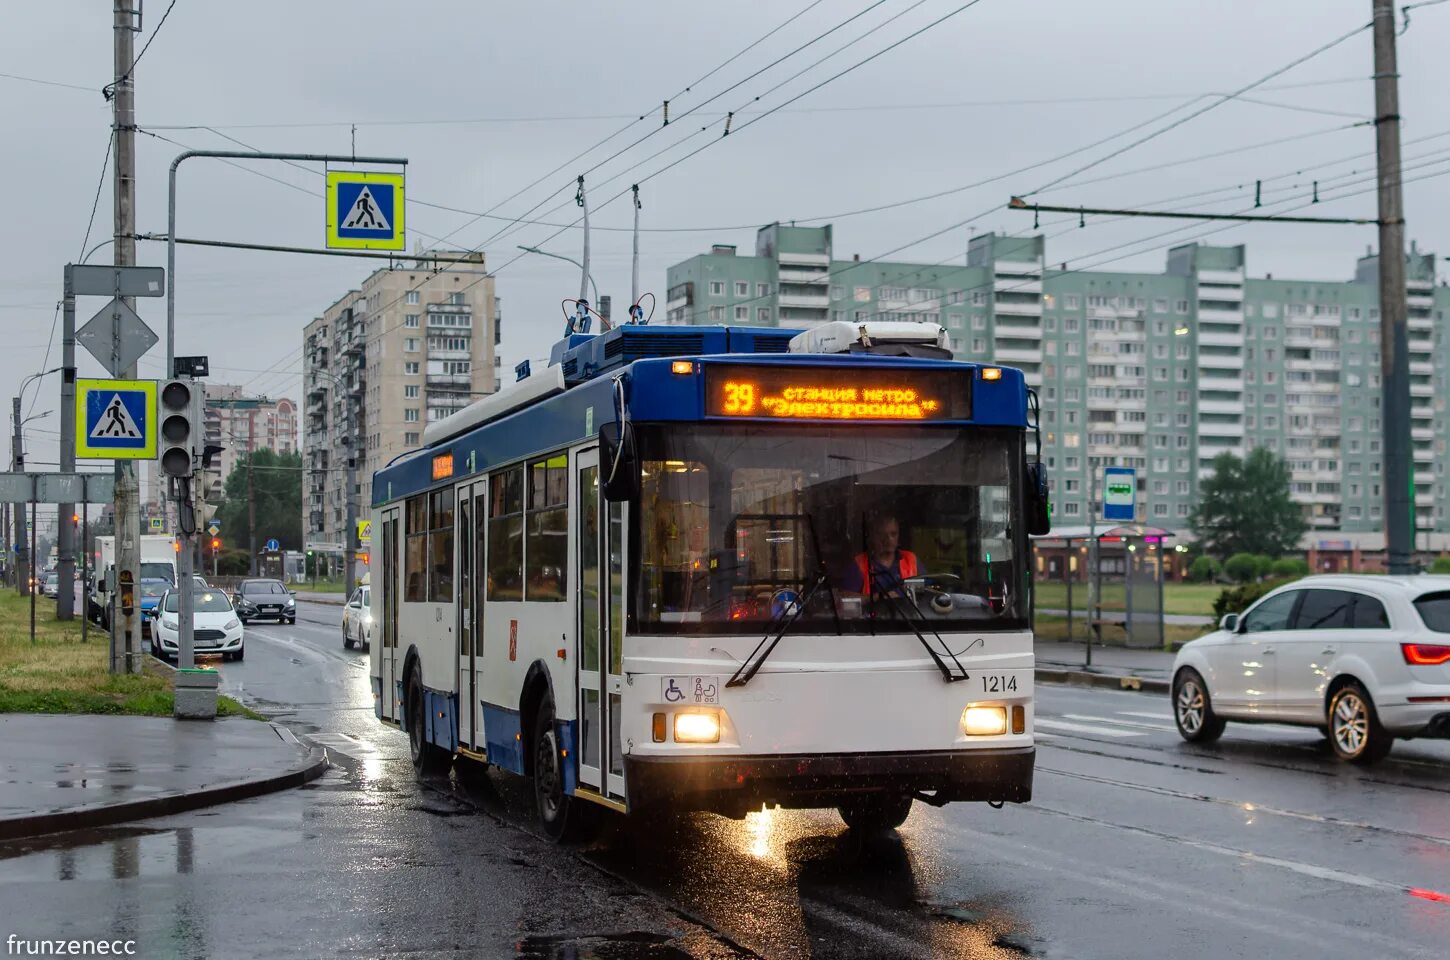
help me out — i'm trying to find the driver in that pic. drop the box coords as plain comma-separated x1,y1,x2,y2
843,513,918,599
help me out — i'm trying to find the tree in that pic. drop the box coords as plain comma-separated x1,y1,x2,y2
213,449,303,557
1223,553,1260,583
1187,555,1220,583
1190,449,1308,560
1270,557,1309,578
1432,556,1450,575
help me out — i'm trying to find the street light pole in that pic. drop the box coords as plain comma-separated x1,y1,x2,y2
517,246,599,307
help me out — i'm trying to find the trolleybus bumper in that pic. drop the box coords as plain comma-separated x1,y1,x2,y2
625,746,1033,817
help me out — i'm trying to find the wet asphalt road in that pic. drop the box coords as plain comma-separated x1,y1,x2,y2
1,598,1448,959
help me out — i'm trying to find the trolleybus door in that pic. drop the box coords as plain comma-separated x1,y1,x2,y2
577,449,627,800
576,450,605,792
380,509,401,722
605,493,626,800
456,481,480,750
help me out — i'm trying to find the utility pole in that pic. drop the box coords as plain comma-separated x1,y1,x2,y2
247,413,257,575
343,382,357,602
11,399,27,600
1372,0,1414,574
57,272,76,620
1086,463,1097,669
111,0,143,673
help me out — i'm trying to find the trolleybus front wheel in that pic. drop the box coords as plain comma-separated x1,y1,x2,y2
837,793,913,834
531,696,597,843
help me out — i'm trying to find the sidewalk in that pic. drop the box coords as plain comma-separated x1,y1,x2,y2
295,593,346,607
0,714,328,840
1033,638,1177,694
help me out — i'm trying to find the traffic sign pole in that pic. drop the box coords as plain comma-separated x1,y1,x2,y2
57,268,76,620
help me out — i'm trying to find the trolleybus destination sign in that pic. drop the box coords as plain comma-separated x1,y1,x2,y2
704,365,972,421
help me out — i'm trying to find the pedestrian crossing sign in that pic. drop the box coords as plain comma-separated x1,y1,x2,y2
75,378,157,460
326,170,405,250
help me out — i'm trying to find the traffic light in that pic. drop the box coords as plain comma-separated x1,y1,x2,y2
159,379,204,478
210,538,220,552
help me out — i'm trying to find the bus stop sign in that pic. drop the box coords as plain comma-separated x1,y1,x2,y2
1103,466,1137,522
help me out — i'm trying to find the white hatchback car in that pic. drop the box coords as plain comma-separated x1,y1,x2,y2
1172,575,1450,763
152,588,246,661
342,586,371,650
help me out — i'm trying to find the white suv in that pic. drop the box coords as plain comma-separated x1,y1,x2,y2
1172,575,1450,763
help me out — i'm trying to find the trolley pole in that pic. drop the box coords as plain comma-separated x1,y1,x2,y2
1372,0,1415,574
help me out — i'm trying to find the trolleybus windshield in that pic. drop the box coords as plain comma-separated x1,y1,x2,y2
634,423,1025,635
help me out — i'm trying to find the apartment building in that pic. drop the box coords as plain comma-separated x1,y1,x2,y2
198,385,298,502
303,251,500,553
665,224,1449,535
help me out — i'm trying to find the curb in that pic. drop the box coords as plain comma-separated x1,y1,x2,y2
1035,666,1171,695
297,596,345,607
0,723,330,841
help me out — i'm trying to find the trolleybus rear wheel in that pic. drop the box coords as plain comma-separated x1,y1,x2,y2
407,671,450,775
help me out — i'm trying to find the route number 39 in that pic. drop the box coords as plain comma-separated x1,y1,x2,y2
982,675,1018,693
722,382,756,414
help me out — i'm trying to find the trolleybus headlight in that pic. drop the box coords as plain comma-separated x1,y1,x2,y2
674,711,721,743
961,705,1008,736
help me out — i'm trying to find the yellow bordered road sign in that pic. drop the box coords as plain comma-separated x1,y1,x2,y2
357,519,372,544
326,171,405,250
76,378,157,459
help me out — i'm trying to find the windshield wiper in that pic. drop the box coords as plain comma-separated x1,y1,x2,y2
727,570,830,688
868,577,971,683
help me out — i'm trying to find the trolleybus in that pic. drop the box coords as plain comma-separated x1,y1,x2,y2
369,319,1049,839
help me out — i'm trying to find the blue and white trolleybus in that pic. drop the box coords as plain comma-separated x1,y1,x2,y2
369,319,1049,839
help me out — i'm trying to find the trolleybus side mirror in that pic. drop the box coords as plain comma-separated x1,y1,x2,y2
1025,460,1051,537
599,421,640,502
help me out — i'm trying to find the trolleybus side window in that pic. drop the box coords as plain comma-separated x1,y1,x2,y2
488,466,524,601
527,454,569,602
429,489,454,602
405,495,428,602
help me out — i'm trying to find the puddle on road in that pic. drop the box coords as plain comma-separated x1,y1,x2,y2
515,932,695,960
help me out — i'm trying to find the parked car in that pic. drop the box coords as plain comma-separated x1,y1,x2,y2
152,588,245,661
42,573,59,598
232,579,296,624
138,578,170,636
1172,574,1450,763
342,586,371,649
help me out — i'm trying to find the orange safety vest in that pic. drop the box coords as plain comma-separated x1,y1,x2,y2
855,550,918,596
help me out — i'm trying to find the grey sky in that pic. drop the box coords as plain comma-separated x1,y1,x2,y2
4,0,1447,493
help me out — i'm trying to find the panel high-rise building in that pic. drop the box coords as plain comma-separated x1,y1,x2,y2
303,251,501,556
666,224,1448,536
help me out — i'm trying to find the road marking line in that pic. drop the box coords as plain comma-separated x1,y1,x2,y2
1035,718,1145,738
1029,802,1437,901
1064,713,1175,732
1118,710,1174,721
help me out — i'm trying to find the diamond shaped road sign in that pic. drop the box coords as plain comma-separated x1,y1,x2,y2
76,298,158,378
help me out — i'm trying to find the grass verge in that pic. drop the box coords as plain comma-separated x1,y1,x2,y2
0,592,262,719
1032,614,1212,647
1033,581,1222,617
291,579,347,594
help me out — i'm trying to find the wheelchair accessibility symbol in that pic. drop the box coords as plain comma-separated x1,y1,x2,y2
661,675,722,705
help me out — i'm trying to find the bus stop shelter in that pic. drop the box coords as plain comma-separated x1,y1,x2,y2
1032,524,1177,653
